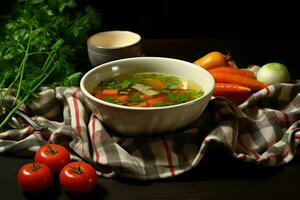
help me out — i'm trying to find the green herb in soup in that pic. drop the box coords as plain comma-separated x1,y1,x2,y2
92,73,204,107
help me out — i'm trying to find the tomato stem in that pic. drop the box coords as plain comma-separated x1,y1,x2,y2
71,165,85,174
31,164,41,172
47,145,57,155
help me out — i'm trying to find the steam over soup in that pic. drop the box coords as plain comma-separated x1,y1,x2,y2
92,72,204,107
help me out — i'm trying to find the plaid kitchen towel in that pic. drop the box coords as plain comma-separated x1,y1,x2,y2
1,83,300,180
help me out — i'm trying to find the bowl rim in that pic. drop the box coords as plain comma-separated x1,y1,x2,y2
87,30,141,50
80,56,215,111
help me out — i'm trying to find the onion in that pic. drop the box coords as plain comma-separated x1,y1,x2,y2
256,62,290,85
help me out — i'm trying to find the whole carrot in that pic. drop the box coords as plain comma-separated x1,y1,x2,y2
210,71,268,91
209,67,255,78
213,83,251,96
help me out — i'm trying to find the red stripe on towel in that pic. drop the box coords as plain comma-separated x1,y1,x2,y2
266,87,271,96
238,154,248,161
250,149,260,160
237,137,249,153
283,149,290,158
295,132,300,139
283,112,289,125
203,139,209,145
72,88,84,156
266,154,274,162
92,115,100,162
162,136,175,177
26,126,33,133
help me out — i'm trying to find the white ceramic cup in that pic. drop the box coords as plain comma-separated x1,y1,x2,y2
87,30,142,66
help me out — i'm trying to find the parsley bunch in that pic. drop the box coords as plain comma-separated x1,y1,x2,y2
0,0,100,128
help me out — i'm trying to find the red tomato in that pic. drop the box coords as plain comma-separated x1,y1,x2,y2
34,144,70,173
59,161,97,194
17,162,53,192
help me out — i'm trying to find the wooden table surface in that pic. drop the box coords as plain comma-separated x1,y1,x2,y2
0,38,299,200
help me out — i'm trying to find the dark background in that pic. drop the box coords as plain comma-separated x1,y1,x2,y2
90,0,300,38
87,0,300,78
1,0,299,38
1,0,299,78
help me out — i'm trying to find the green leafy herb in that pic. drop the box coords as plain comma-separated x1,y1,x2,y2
164,77,181,89
105,80,117,89
119,80,132,89
167,93,191,104
152,101,172,107
128,96,144,103
103,96,121,105
0,0,101,128
193,90,204,99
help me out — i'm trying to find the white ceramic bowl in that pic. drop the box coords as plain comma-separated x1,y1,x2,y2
80,57,215,136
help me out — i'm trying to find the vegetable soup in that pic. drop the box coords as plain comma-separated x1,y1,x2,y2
92,72,204,107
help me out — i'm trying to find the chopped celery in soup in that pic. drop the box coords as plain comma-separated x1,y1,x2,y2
92,72,204,107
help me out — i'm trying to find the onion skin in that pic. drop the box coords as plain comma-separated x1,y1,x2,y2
256,62,290,85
